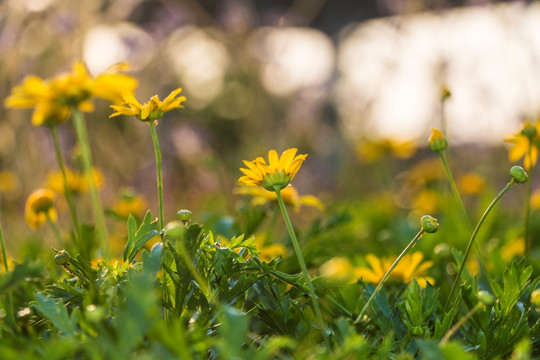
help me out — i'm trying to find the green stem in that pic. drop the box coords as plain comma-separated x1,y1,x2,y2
274,187,331,351
444,180,516,312
354,229,426,324
524,145,533,256
440,302,483,344
149,122,164,235
50,126,81,247
47,215,65,247
439,151,489,281
71,109,110,258
0,225,15,326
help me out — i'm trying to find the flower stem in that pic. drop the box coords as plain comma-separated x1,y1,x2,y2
354,229,426,324
47,215,65,248
71,109,110,258
274,187,331,351
149,121,164,235
50,126,81,248
440,302,483,344
438,151,489,281
0,225,15,326
524,145,533,256
444,180,516,313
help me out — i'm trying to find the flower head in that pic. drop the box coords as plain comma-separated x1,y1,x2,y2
25,189,57,229
355,252,434,287
239,148,307,191
234,184,324,212
109,88,186,123
428,128,447,152
356,138,416,163
505,121,540,170
5,61,138,127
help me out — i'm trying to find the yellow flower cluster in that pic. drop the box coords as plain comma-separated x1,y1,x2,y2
5,62,138,127
239,148,307,191
46,168,105,194
506,121,540,170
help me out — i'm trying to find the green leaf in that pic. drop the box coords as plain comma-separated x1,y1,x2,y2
123,211,160,264
32,292,77,337
219,306,248,358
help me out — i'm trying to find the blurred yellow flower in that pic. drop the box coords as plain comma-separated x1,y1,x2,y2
356,138,416,163
112,190,148,219
0,171,20,194
320,257,355,283
239,148,307,191
45,167,105,194
355,252,434,287
234,184,324,212
530,189,540,210
25,189,57,229
457,173,486,195
501,237,525,261
109,88,186,123
5,61,138,127
505,121,540,170
413,189,439,214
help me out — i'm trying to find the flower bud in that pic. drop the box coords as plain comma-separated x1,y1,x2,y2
520,122,537,139
421,215,439,233
531,289,540,307
176,209,192,223
441,85,451,100
510,166,528,184
477,290,495,306
54,250,70,265
428,128,447,152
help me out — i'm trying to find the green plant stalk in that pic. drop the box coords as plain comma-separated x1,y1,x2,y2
274,187,331,351
444,179,516,312
71,109,110,258
149,121,164,235
50,125,81,247
47,215,65,247
524,144,533,256
438,151,489,278
0,224,15,326
440,302,483,344
354,229,425,324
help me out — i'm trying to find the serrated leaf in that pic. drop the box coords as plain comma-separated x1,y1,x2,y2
123,210,160,263
32,292,76,337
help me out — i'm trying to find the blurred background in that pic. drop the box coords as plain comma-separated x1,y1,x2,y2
1,0,540,258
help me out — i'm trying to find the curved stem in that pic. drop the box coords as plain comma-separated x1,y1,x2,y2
149,121,164,235
50,126,81,248
439,151,489,283
444,180,516,312
71,109,110,258
274,187,331,351
354,229,426,324
440,302,483,344
0,225,15,326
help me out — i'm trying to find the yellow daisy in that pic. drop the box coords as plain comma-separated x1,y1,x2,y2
505,121,540,170
355,252,434,287
239,148,307,191
109,88,186,123
25,189,57,229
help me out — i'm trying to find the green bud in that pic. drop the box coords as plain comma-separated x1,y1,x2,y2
531,289,540,307
510,166,528,184
520,122,537,139
428,128,447,152
421,215,439,233
54,250,70,265
176,209,192,222
434,243,452,260
477,290,495,306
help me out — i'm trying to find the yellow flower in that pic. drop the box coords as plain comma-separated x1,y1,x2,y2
501,237,525,261
25,189,57,229
5,61,138,127
505,121,540,170
109,88,186,123
239,148,307,191
457,172,486,195
355,252,434,287
320,257,355,283
234,184,324,212
111,189,148,219
252,235,286,262
356,138,416,163
0,171,20,194
45,167,105,194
